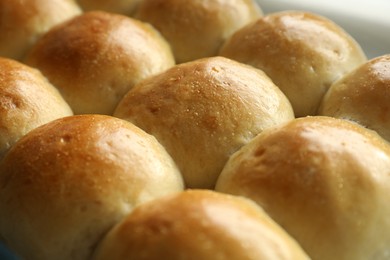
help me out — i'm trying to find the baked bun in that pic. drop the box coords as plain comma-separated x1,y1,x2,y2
319,54,390,142
216,116,390,260
0,0,81,60
135,0,262,63
77,0,141,16
0,57,73,159
25,11,175,115
219,11,367,117
114,56,294,189
92,190,310,260
0,114,184,260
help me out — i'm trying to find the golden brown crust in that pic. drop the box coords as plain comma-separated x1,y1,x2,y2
0,57,73,159
219,11,367,117
319,54,390,142
0,114,183,260
135,0,262,63
0,0,81,60
114,56,294,189
77,0,142,15
25,11,175,115
92,190,310,260
216,116,390,260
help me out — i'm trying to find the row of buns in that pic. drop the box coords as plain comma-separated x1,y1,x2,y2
2,112,390,259
0,0,370,118
1,0,390,259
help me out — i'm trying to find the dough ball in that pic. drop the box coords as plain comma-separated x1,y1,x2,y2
135,0,262,63
319,54,390,142
0,0,81,60
220,11,367,117
92,190,310,260
0,57,73,159
0,114,184,260
114,56,294,188
216,116,390,260
25,11,175,115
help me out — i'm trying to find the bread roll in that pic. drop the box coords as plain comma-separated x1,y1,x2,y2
219,11,367,117
25,11,175,115
216,116,390,260
92,189,310,260
319,54,390,142
0,114,184,260
135,0,262,63
0,0,81,60
114,56,294,189
0,57,73,159
77,0,141,16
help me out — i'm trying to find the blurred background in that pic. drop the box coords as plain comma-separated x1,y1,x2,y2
257,0,390,59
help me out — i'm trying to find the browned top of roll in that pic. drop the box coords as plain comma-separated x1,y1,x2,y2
114,56,294,189
216,116,390,260
135,0,262,63
319,54,390,142
219,11,367,117
0,57,73,159
92,190,310,260
0,0,81,60
25,11,175,115
0,114,183,260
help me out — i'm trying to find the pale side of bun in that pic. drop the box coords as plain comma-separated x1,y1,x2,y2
135,0,262,63
114,56,294,189
25,11,175,115
0,0,81,60
92,190,310,260
77,0,141,16
219,11,367,117
0,57,73,159
0,114,184,260
319,54,390,142
216,116,390,260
